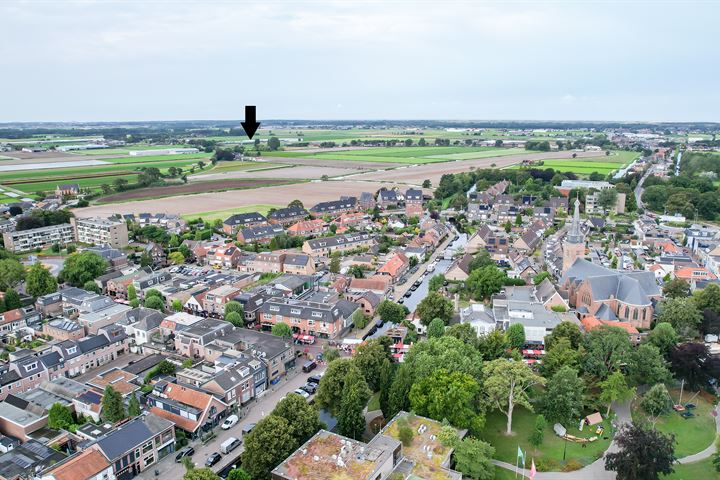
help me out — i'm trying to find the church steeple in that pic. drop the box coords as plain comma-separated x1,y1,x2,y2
562,195,585,272
566,196,584,244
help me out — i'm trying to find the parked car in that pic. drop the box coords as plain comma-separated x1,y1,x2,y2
221,414,239,430
220,437,241,454
175,447,195,462
301,382,317,394
205,453,222,467
302,360,317,373
307,374,322,385
293,388,311,399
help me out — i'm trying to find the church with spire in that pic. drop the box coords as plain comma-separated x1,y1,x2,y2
562,197,585,272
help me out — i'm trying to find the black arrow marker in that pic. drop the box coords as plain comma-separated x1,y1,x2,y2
241,105,261,140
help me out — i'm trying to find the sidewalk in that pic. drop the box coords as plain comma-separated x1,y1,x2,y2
136,363,326,479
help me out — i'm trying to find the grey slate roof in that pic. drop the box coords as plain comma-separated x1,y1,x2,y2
310,197,357,214
224,212,267,226
563,258,660,306
239,224,284,241
268,206,307,221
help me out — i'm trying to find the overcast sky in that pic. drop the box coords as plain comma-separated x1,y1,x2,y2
1,0,718,123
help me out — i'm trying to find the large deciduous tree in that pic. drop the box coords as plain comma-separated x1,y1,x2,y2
662,278,691,299
582,326,632,380
540,337,581,379
466,265,505,300
647,322,678,358
543,366,585,425
0,259,25,291
315,359,356,415
627,343,670,386
599,371,635,416
506,323,526,350
48,403,74,430
483,358,545,435
241,415,295,480
640,383,673,416
376,300,407,324
409,368,483,433
25,263,57,297
387,363,413,420
452,437,495,480
337,366,371,440
545,321,583,350
415,292,454,326
60,252,108,287
353,339,391,391
605,423,676,480
669,342,720,390
272,393,321,445
658,297,702,339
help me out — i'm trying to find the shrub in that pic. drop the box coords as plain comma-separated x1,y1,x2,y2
398,425,414,446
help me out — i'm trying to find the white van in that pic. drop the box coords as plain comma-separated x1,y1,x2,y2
220,437,241,454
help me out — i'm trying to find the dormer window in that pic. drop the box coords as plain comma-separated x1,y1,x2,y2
24,362,38,372
67,346,77,355
269,306,280,312
311,311,322,318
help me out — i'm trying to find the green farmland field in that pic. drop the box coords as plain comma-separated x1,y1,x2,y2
506,151,637,176
264,146,524,164
181,204,280,222
0,152,215,195
69,144,194,155
10,175,140,194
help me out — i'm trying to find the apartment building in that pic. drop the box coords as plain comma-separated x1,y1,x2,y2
258,297,358,339
2,223,74,252
202,285,243,315
71,217,129,248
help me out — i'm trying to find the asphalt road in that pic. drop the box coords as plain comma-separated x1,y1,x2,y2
136,363,327,479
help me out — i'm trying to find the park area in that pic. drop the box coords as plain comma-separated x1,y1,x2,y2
264,145,525,164
480,407,613,472
631,388,717,458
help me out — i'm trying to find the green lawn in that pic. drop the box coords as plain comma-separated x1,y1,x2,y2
480,406,613,472
181,204,279,222
632,389,717,458
663,458,720,479
366,392,381,412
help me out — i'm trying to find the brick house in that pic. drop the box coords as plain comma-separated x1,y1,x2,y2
222,212,268,235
